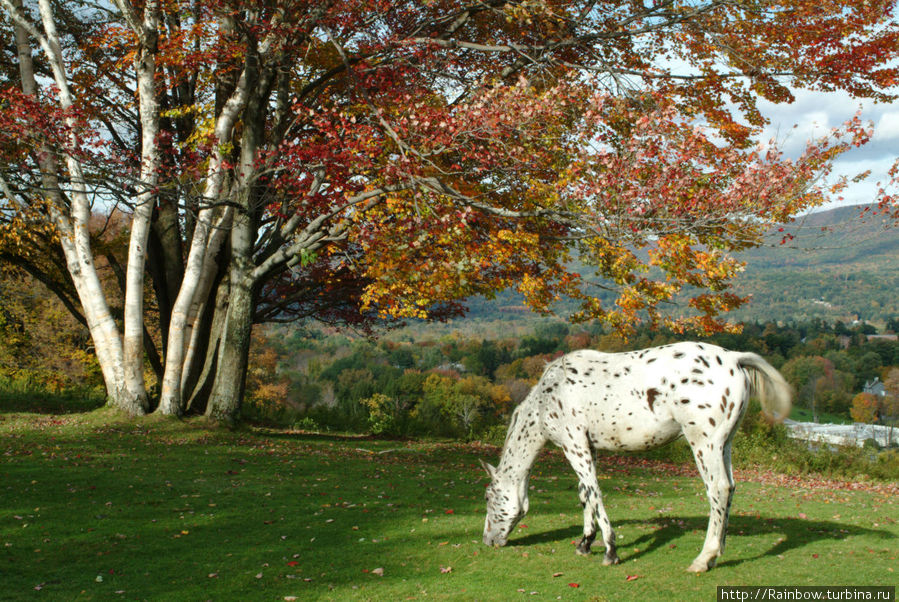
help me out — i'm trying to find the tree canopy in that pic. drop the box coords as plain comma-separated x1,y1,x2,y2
0,0,896,422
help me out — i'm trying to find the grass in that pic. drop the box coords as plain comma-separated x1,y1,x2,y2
788,407,852,425
1,405,897,601
0,381,105,415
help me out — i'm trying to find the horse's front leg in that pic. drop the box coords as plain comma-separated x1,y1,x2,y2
561,440,619,566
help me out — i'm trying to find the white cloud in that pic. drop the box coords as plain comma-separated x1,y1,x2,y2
873,112,899,142
757,89,898,209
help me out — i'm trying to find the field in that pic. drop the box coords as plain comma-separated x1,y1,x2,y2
1,407,897,601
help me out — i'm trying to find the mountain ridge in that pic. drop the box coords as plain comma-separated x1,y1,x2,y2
457,204,899,326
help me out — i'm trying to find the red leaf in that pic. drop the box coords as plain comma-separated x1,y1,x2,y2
626,575,642,581
568,583,580,588
286,561,299,567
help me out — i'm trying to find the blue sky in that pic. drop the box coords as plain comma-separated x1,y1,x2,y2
758,89,899,211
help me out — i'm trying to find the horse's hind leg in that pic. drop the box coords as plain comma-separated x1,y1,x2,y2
560,437,618,565
686,434,735,573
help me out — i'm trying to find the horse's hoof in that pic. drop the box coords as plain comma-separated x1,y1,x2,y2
687,561,709,573
575,533,595,556
602,554,619,566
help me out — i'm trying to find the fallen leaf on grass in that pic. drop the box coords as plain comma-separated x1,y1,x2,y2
440,566,452,574
568,583,580,588
552,572,563,578
286,561,299,567
626,575,642,582
372,567,384,577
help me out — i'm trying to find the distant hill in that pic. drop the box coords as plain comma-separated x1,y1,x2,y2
453,204,899,328
728,204,899,323
740,204,899,269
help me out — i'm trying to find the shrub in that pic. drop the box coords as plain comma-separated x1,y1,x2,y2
292,417,321,432
360,393,404,436
478,424,508,447
862,437,882,451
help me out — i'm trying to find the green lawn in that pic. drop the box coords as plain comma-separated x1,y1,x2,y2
1,408,896,601
788,407,852,425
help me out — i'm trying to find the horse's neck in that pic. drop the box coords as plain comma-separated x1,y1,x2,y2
497,396,546,482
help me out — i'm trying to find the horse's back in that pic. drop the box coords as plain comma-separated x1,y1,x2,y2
537,343,750,451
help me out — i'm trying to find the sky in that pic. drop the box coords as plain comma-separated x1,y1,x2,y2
757,88,899,211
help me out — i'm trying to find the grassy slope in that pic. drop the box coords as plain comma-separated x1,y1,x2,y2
1,409,897,601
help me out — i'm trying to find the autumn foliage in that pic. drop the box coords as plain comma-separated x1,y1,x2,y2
0,1,897,420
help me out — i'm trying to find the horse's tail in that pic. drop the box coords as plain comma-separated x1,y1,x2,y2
737,353,793,422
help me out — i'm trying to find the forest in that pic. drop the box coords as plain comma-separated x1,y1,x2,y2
4,247,899,443
236,318,899,442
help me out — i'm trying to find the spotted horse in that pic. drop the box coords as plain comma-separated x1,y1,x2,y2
480,341,791,572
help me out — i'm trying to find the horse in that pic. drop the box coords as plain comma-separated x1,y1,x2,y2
480,341,791,573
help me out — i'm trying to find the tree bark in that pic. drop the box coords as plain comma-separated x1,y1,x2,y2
120,0,162,414
146,196,184,348
156,57,253,416
205,270,254,425
203,54,272,425
8,0,142,413
184,272,230,415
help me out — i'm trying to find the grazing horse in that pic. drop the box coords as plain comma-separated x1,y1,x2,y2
480,342,791,572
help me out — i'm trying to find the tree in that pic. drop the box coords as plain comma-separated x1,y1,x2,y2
0,269,102,391
850,392,880,424
781,355,835,421
882,367,899,445
418,372,508,438
1,1,896,424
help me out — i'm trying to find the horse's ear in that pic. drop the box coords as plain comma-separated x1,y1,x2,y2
478,459,497,479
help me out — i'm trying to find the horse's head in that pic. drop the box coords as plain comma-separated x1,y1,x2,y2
480,459,529,547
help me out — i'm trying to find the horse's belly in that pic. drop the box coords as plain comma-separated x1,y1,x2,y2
587,415,681,451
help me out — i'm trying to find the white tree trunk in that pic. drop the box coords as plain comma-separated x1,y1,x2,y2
156,66,253,415
4,0,145,412
120,0,161,413
180,208,233,395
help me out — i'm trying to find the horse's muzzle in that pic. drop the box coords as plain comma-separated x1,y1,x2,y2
483,533,507,547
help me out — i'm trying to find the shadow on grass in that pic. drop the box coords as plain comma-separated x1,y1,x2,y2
0,390,105,415
256,429,393,443
258,429,486,451
510,516,895,567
